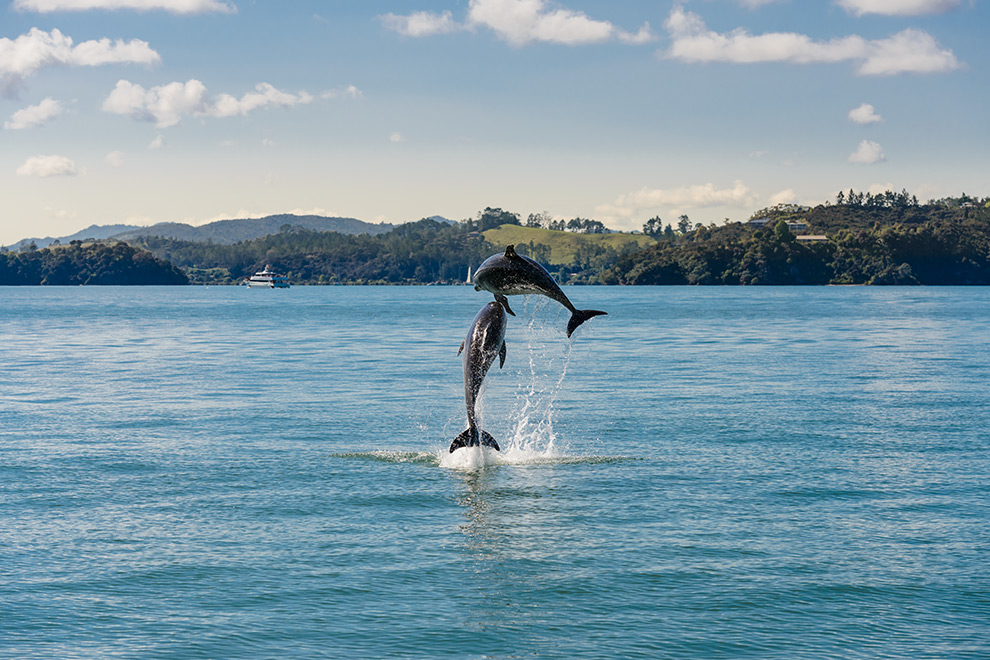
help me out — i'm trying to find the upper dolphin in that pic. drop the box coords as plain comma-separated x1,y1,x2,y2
472,244,606,338
451,301,507,453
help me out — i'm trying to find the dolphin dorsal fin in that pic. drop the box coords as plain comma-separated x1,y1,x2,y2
503,244,520,259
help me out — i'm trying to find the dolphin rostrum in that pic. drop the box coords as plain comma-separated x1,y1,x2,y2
450,301,507,453
472,244,607,337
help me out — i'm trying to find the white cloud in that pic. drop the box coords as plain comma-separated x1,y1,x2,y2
837,0,962,16
849,139,886,164
662,7,961,75
769,189,797,205
105,150,124,166
17,154,79,177
858,29,961,75
469,0,655,46
321,84,363,100
379,10,461,37
848,102,882,124
596,180,758,223
209,83,313,119
381,0,655,46
0,28,160,93
13,0,235,13
4,97,64,128
866,182,898,195
103,79,206,127
740,0,785,7
103,79,316,127
390,131,405,143
148,134,166,149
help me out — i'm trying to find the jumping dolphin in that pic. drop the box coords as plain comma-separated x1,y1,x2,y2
450,301,507,453
472,244,607,337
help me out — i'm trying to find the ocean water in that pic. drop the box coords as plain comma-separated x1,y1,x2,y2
1,285,988,660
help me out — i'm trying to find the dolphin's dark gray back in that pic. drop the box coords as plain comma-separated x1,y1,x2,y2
473,245,607,337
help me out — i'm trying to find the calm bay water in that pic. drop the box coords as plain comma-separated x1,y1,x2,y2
1,285,988,659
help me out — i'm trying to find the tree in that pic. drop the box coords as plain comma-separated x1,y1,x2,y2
583,220,606,234
564,217,607,234
643,216,663,237
677,215,692,235
526,211,553,228
477,207,521,231
774,219,794,243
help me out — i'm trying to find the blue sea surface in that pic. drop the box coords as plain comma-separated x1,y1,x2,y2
1,286,988,659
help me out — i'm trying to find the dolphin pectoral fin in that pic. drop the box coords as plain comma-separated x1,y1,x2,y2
480,430,500,451
450,429,475,453
498,341,506,368
496,294,515,316
458,340,465,356
566,309,607,338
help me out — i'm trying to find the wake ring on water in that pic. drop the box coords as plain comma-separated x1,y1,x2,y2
331,450,638,470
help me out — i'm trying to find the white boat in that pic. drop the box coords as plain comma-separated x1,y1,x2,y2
245,265,290,288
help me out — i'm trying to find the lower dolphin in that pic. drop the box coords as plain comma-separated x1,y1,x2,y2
472,244,606,338
450,301,507,453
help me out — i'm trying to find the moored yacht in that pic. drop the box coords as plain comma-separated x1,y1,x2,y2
245,265,290,288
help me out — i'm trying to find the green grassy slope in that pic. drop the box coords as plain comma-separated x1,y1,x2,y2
482,225,655,265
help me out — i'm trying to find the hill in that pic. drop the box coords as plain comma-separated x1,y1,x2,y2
10,213,394,250
482,225,655,265
11,223,143,250
605,202,990,285
128,218,496,285
109,214,393,244
0,241,189,285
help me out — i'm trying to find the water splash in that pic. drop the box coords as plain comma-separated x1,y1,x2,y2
440,297,578,469
502,297,573,453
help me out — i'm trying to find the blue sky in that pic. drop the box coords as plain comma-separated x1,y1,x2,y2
1,0,987,244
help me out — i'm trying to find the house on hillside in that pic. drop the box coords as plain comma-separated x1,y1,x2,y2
747,217,808,233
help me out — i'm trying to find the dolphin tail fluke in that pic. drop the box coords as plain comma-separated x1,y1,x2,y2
480,430,500,451
566,309,607,338
450,429,473,453
449,428,501,453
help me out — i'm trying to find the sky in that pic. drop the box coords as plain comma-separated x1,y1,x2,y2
1,0,987,244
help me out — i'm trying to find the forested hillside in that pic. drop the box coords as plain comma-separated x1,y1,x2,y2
8,194,987,286
111,213,392,244
129,218,499,285
0,242,189,285
606,198,990,285
9,213,393,250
